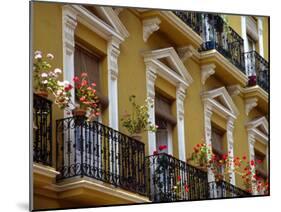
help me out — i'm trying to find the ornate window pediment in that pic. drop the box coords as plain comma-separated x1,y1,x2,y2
142,47,193,88
202,87,239,118
246,116,268,143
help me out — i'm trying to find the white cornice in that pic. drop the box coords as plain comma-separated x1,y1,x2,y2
159,11,203,48
200,50,249,86
142,17,161,42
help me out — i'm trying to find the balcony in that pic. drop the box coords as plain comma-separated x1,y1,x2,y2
145,153,250,202
173,12,246,75
33,94,53,166
245,51,269,93
56,116,146,196
33,96,252,203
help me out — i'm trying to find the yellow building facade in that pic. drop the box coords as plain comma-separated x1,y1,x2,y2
32,2,269,210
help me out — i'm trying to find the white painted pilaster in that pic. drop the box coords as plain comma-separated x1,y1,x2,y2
203,103,215,183
146,64,157,155
62,6,77,116
258,17,264,57
176,83,187,161
248,132,257,194
227,117,236,185
107,38,121,130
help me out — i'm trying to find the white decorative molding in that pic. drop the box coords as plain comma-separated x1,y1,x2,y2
107,38,121,130
246,116,269,194
202,87,239,119
245,98,258,116
145,65,157,155
143,47,193,159
62,5,129,129
226,117,236,185
203,104,215,183
241,16,248,53
257,17,264,57
202,87,238,184
176,83,187,161
177,45,194,62
227,85,242,97
201,64,216,85
62,6,78,115
114,8,123,16
142,17,161,42
142,47,193,87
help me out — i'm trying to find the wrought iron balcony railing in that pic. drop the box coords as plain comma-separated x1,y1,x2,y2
173,11,203,35
56,116,146,196
245,50,269,93
200,14,245,73
145,153,250,202
146,153,209,202
173,11,245,74
33,94,53,166
209,180,251,198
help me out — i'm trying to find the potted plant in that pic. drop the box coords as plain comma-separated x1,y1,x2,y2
33,51,56,97
248,75,257,86
72,72,101,122
33,50,73,109
121,95,157,141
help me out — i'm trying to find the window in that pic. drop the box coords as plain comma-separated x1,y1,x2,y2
155,94,176,154
247,34,256,52
74,43,108,108
254,149,267,174
211,126,226,176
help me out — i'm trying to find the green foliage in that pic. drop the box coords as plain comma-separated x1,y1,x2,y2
121,95,157,135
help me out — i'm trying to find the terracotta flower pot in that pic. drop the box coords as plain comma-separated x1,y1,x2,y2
35,90,48,98
72,108,87,117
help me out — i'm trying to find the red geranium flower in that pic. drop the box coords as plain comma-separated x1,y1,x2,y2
73,76,79,82
177,176,181,181
81,72,88,78
257,159,263,164
153,150,158,155
222,154,228,160
242,155,247,160
250,160,255,166
159,145,167,151
184,184,189,192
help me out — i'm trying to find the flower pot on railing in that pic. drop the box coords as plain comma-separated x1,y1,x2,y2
35,90,49,98
248,75,257,86
72,107,87,117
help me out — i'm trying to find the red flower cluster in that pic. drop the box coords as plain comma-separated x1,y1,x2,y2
72,72,100,121
184,184,189,192
159,145,167,151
